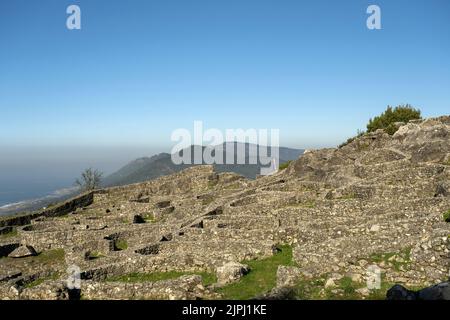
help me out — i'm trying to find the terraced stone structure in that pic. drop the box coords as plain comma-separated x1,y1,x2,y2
1,116,449,300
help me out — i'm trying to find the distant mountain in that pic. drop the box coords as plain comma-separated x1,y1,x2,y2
102,143,304,187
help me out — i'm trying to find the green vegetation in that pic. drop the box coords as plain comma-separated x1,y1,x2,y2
24,272,60,289
338,193,356,200
34,248,66,264
279,161,292,171
294,274,404,300
86,251,104,260
0,228,18,239
368,247,411,272
114,239,128,251
367,105,421,135
208,180,219,188
107,271,217,287
339,104,421,148
217,245,295,300
443,210,450,223
75,167,103,192
143,213,156,223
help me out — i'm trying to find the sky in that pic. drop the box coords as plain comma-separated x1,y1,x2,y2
0,0,449,159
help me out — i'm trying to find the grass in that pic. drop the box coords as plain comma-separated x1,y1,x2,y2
33,248,66,264
86,251,104,260
0,228,18,239
288,200,316,208
294,274,398,300
443,210,450,223
368,247,411,272
338,193,356,200
24,272,60,289
106,271,217,287
142,213,157,223
114,239,128,251
294,247,414,300
279,161,292,171
217,245,295,300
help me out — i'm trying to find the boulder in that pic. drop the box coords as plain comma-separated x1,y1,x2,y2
417,282,450,300
8,245,38,258
216,262,249,285
387,282,450,300
276,266,302,288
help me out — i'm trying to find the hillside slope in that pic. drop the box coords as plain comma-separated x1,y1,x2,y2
1,116,449,300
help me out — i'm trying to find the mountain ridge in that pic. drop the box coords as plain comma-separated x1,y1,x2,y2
102,142,304,187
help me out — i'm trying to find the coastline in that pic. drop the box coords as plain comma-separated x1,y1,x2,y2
0,187,78,217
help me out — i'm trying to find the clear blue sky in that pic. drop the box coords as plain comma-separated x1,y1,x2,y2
1,0,449,150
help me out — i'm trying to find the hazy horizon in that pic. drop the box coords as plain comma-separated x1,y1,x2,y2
1,0,450,206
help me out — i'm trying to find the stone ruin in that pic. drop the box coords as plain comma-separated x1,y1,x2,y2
0,116,449,300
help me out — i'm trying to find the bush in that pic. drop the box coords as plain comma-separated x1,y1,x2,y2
75,168,103,192
443,210,450,223
367,105,421,135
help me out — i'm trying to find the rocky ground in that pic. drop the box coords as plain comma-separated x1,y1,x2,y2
1,116,449,300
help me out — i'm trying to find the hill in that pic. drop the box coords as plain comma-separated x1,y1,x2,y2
102,142,304,186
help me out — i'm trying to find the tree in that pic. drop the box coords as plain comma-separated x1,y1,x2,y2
75,168,103,192
366,104,421,135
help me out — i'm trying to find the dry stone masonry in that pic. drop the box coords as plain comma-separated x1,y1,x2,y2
0,116,449,300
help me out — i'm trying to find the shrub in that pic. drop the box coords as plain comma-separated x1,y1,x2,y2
443,210,450,223
75,168,103,192
367,105,421,135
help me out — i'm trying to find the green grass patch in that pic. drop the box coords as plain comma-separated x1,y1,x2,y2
217,245,295,300
443,210,450,223
34,249,66,264
279,161,292,171
106,271,217,287
294,275,397,300
0,228,18,239
143,215,156,223
114,239,128,251
368,247,411,272
86,251,104,260
24,272,60,289
338,193,356,200
294,275,364,300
